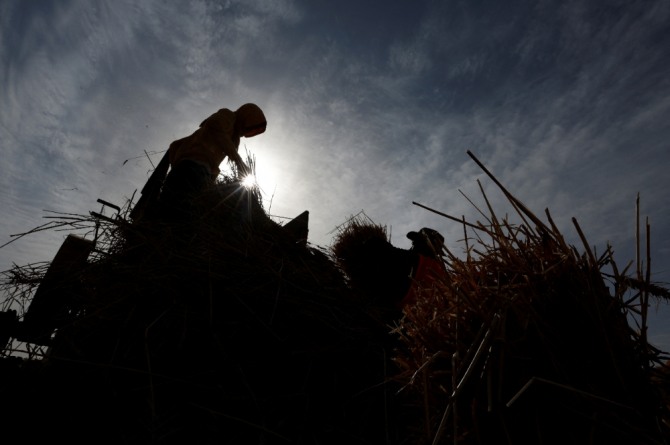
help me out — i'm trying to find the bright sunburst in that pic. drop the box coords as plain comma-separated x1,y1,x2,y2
241,173,257,189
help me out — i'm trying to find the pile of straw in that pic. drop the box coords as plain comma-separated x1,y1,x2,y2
386,153,670,444
0,175,403,444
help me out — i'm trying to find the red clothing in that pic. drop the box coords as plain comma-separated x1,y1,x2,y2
399,254,446,308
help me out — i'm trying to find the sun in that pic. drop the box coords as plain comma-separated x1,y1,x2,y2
240,173,257,189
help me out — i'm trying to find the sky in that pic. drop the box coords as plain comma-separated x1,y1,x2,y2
1,1,669,350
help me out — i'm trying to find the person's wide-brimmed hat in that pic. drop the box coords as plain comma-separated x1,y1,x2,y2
406,227,444,246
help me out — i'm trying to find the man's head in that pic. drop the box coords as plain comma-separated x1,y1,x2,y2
235,103,267,137
407,227,445,258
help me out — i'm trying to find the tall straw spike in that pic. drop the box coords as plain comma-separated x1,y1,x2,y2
412,201,482,231
572,217,597,267
466,150,550,236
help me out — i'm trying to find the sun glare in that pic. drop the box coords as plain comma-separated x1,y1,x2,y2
234,140,281,198
241,173,257,189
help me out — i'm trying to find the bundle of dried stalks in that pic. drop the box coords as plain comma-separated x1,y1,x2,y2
330,211,392,296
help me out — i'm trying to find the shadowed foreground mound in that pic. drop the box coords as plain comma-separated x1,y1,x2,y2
0,179,407,444
2,156,670,444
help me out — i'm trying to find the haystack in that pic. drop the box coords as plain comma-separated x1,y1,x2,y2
0,175,405,444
